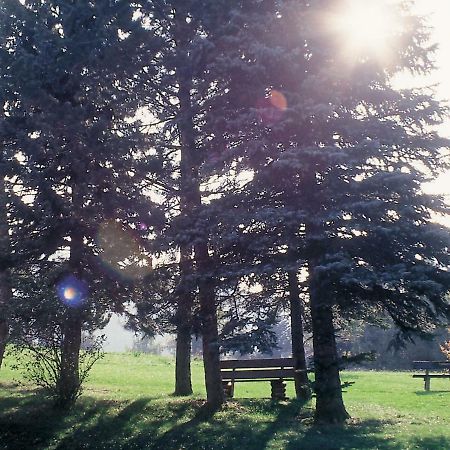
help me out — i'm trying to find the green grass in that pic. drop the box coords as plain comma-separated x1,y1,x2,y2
1,352,449,449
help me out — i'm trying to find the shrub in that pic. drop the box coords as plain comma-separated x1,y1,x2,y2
10,328,104,407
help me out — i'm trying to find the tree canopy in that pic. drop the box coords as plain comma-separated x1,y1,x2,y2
1,0,449,424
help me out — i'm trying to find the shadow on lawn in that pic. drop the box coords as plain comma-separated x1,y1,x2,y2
284,424,450,450
0,392,118,450
146,400,306,450
415,390,450,395
1,390,450,450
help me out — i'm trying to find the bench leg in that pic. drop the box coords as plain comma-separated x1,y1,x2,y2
222,381,234,399
424,370,431,391
271,380,287,400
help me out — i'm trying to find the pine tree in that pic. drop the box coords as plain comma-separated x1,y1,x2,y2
135,0,248,405
134,0,308,405
203,0,450,422
3,0,160,406
0,0,34,368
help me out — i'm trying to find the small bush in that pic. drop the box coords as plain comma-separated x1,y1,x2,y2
10,328,104,407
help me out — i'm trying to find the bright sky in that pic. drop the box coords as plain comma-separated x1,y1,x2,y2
337,0,450,198
398,0,450,197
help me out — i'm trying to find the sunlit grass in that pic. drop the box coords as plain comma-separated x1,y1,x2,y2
1,352,449,449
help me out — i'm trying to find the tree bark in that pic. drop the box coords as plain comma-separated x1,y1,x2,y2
57,184,83,408
195,239,224,408
303,163,349,423
174,243,194,396
0,273,10,369
287,270,311,400
57,307,82,407
175,323,193,395
0,175,12,369
174,9,224,407
309,273,350,424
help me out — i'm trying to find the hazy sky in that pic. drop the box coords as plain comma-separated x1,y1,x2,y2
415,0,450,108
408,0,450,196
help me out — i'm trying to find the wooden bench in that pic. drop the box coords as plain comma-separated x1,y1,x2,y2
220,357,303,400
412,360,450,391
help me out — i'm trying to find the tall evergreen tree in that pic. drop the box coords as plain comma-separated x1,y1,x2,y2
135,0,250,405
0,0,36,368
135,0,310,404
221,0,450,423
138,0,302,404
3,0,161,406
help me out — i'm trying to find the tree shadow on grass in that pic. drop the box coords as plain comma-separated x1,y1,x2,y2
51,398,310,450
415,390,450,396
146,404,406,450
0,392,125,450
284,418,450,450
409,435,450,449
2,391,450,450
55,397,156,450
0,390,40,414
0,394,310,450
54,397,209,450
145,400,305,450
0,386,144,450
124,400,450,450
285,419,397,450
0,396,402,450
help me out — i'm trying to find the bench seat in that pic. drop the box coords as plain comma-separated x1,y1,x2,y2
220,357,305,399
221,368,296,381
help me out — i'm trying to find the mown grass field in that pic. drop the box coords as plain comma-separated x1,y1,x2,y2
1,352,449,449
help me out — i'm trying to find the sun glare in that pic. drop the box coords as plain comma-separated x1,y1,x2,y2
331,0,399,60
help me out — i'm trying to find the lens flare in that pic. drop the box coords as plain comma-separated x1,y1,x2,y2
63,287,77,301
97,220,152,280
56,275,88,308
257,89,288,125
269,90,287,111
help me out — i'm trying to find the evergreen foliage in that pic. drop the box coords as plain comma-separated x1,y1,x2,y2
0,0,449,424
1,0,162,406
205,0,450,422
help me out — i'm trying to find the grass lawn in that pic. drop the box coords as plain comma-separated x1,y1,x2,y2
1,352,449,449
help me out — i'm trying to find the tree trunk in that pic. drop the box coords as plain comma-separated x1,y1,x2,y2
57,308,82,407
0,272,10,368
175,325,193,395
174,244,194,396
287,270,311,400
302,160,349,424
174,11,224,407
309,277,350,424
195,239,224,408
0,176,11,369
57,185,84,408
